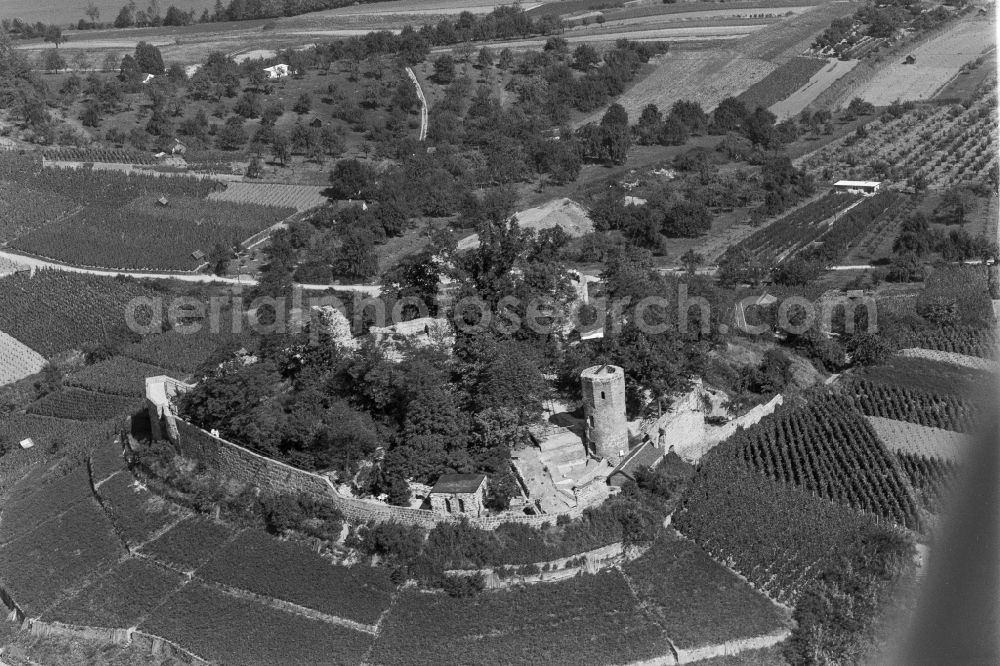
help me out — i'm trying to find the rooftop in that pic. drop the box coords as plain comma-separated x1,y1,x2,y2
833,180,880,187
430,473,487,494
609,440,664,483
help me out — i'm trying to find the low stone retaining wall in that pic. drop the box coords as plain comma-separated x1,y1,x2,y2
446,542,634,588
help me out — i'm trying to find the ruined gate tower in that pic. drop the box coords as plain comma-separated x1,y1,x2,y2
581,364,629,464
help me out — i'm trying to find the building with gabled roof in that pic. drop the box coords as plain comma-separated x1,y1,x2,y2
429,473,488,516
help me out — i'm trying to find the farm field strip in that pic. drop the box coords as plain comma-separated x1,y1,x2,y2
856,17,996,105
898,347,998,372
207,182,328,212
845,378,980,434
769,58,859,120
865,416,971,463
137,516,239,572
95,472,183,548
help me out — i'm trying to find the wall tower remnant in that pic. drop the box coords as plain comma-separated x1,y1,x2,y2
580,364,629,463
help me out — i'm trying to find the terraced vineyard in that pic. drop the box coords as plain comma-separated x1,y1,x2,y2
675,452,904,604
732,397,920,529
67,356,187,397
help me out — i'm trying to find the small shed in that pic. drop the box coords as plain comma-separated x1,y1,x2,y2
191,249,206,261
429,473,488,516
18,438,34,450
833,180,881,195
903,54,916,65
170,139,186,155
309,117,323,128
156,196,169,206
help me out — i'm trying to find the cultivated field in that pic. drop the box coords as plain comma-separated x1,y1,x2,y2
67,356,186,397
769,58,859,119
866,416,971,463
0,271,163,358
800,76,998,190
207,182,328,212
595,0,858,121
855,17,996,105
736,56,827,112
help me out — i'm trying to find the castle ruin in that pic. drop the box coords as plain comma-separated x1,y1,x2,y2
581,364,629,464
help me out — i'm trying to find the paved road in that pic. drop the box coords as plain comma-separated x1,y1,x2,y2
0,249,382,295
405,67,428,142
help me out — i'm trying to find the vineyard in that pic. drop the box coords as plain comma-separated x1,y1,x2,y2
42,147,157,165
0,467,92,543
898,453,956,513
843,192,917,264
865,416,970,462
67,356,185,397
0,271,164,358
730,397,920,529
733,192,862,261
796,190,900,263
124,326,256,375
140,582,374,666
27,388,142,421
207,183,329,212
853,355,988,400
0,329,46,386
0,182,78,243
674,453,905,604
843,378,980,434
736,56,828,112
0,153,297,270
11,196,294,271
369,571,671,666
800,76,998,190
894,326,997,359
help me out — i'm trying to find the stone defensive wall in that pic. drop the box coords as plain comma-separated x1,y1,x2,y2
146,377,591,531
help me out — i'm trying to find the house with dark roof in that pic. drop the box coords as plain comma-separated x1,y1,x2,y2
429,473,488,516
606,439,664,487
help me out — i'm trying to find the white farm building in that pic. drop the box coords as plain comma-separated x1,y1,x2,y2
263,64,290,79
833,180,881,195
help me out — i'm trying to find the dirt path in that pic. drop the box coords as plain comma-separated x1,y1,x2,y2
405,67,428,141
0,249,381,295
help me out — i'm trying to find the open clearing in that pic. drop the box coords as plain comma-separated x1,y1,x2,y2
0,330,46,387
770,58,860,119
457,198,594,250
856,17,996,105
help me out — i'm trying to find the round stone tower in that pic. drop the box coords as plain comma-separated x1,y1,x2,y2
580,364,629,463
